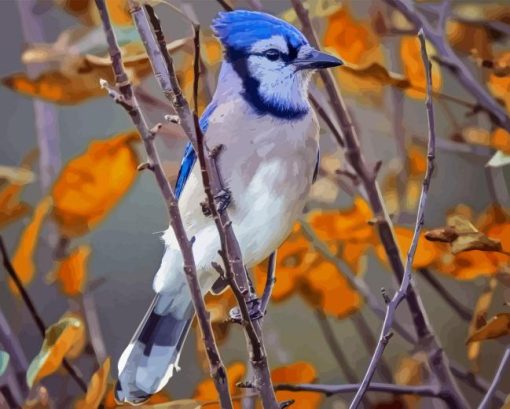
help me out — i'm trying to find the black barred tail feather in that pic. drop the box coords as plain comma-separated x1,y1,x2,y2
115,294,194,404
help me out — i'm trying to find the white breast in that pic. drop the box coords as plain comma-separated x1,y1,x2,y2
160,96,318,290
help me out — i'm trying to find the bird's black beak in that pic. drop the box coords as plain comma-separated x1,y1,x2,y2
294,49,343,70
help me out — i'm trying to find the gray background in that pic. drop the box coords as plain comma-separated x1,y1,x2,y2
1,0,510,408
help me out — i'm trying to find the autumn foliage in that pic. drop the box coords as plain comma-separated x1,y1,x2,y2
2,1,510,409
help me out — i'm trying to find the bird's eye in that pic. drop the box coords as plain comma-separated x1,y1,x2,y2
264,49,281,61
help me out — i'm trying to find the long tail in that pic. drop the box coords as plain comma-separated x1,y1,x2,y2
115,293,194,404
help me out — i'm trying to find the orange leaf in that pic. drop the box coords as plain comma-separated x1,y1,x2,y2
324,6,385,100
193,362,245,409
75,358,110,409
52,131,139,237
400,36,442,99
394,353,426,409
308,197,374,243
299,261,361,318
253,228,316,302
324,7,378,64
270,362,321,409
103,385,171,407
466,279,497,373
466,313,510,343
55,245,91,296
374,227,440,270
488,52,510,112
0,183,31,230
26,315,86,387
9,197,52,294
435,249,499,280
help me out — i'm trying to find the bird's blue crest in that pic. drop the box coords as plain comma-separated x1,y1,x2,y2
212,10,308,52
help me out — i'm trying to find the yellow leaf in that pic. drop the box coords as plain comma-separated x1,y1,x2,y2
3,38,190,105
374,227,440,270
193,362,244,409
394,353,426,409
400,36,442,99
299,261,361,319
0,183,31,230
488,52,510,112
466,313,510,343
270,362,322,409
52,131,139,237
9,197,52,294
323,6,385,100
27,315,86,387
75,358,110,409
54,245,91,296
466,279,497,373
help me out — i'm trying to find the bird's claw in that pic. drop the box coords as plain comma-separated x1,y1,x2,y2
229,297,263,323
201,188,232,217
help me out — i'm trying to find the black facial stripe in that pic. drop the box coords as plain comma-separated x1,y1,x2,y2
226,47,308,120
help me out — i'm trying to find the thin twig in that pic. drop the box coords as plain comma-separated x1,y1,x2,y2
350,28,440,409
16,0,61,191
215,0,234,12
275,382,439,397
95,1,234,406
79,293,108,364
478,347,510,409
384,0,510,132
314,310,359,385
260,251,276,315
0,307,28,400
291,2,468,408
128,3,279,407
0,236,87,392
419,269,472,321
350,313,393,383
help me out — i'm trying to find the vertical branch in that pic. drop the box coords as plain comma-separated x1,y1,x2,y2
94,2,234,407
478,348,510,409
16,0,61,191
132,4,279,407
291,2,468,408
350,313,393,383
350,29,440,409
0,236,87,392
384,0,510,132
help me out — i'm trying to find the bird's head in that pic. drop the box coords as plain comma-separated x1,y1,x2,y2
212,10,343,119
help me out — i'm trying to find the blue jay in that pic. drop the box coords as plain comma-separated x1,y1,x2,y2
115,9,343,404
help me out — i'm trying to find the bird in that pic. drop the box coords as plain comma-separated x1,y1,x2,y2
115,9,343,404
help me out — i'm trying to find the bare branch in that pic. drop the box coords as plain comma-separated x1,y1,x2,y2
478,347,510,409
384,0,510,132
0,236,87,392
275,382,439,397
260,251,276,315
350,28,442,409
291,2,468,408
418,269,472,321
94,1,234,406
126,3,279,407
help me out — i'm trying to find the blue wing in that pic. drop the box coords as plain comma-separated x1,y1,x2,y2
174,101,218,198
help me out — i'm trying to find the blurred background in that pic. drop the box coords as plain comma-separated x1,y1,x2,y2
1,0,510,408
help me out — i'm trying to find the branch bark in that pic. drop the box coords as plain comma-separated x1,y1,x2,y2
478,347,510,409
384,0,510,132
94,1,234,407
0,236,87,393
16,0,61,192
350,28,465,409
418,268,472,321
290,2,468,408
275,382,439,397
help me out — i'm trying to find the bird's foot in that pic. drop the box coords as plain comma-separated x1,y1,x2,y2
201,188,232,217
229,297,264,323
